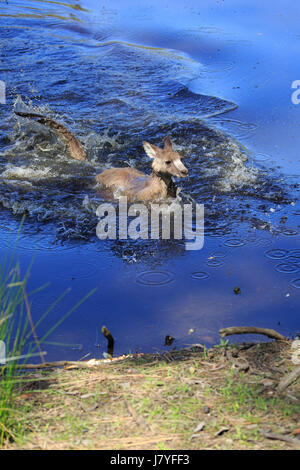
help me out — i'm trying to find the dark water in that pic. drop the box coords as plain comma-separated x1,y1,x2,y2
0,0,299,360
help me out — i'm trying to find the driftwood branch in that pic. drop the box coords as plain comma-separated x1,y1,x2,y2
219,327,287,341
260,431,300,447
277,365,300,393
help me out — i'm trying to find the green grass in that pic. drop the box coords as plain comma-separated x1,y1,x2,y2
0,219,37,443
0,224,96,446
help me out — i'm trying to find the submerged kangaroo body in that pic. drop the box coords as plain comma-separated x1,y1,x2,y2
14,111,188,201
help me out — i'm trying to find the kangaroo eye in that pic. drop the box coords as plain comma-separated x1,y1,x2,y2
165,161,171,164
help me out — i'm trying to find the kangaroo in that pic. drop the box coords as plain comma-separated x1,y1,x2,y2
14,111,188,201
14,111,87,161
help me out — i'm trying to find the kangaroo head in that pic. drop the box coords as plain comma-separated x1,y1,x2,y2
142,136,188,178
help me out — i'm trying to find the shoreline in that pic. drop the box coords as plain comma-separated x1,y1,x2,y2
3,334,300,450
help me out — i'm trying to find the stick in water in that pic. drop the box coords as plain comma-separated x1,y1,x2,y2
219,327,287,341
101,326,115,357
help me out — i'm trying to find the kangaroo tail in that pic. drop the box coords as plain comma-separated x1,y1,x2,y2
14,111,87,161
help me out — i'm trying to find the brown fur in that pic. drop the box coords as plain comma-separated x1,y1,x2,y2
14,112,188,201
96,137,188,201
14,111,87,161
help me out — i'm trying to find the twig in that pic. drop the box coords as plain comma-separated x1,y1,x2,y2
260,431,300,447
219,326,287,341
277,365,300,393
16,360,103,370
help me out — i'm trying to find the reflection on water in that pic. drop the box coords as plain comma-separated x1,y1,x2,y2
0,0,299,360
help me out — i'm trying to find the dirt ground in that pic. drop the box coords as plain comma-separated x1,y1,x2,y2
4,339,300,450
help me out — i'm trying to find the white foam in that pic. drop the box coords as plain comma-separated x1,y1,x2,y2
1,164,52,180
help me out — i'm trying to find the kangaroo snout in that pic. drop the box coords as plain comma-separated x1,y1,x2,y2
181,168,188,177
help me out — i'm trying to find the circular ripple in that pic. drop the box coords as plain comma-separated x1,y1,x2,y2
136,270,175,286
282,229,298,236
224,238,245,247
291,278,300,289
275,263,299,274
210,250,227,258
290,250,300,258
265,249,288,259
191,271,210,280
286,256,300,265
206,259,224,268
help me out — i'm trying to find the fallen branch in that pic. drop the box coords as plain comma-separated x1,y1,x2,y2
277,365,300,393
16,360,104,370
219,327,287,342
260,431,300,447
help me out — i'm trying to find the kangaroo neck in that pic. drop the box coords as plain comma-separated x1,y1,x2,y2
151,170,177,197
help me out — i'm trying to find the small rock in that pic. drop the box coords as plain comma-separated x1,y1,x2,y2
193,421,205,433
203,405,210,414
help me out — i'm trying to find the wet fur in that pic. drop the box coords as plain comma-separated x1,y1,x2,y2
14,112,187,201
14,111,87,161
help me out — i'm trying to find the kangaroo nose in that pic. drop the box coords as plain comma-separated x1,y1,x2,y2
181,169,188,176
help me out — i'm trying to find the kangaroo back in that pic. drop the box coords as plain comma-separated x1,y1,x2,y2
14,111,87,161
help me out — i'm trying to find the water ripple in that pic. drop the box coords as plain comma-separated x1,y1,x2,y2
210,250,227,258
265,249,288,259
291,278,300,289
275,263,299,274
282,229,298,236
206,259,224,268
136,270,175,286
191,271,210,280
224,238,245,247
290,250,300,258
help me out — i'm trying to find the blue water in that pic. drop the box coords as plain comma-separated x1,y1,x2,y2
0,0,299,361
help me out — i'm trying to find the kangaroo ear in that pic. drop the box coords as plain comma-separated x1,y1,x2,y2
164,136,173,149
143,141,159,159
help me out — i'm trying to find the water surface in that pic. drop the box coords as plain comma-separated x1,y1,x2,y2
0,0,299,360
